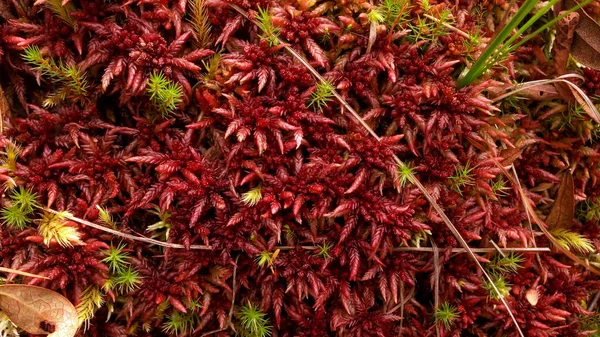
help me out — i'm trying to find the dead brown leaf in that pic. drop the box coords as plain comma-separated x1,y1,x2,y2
552,11,579,75
500,147,523,166
545,172,575,230
487,83,560,101
566,0,600,69
0,284,78,337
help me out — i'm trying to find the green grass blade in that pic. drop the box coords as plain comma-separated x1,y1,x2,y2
458,0,540,87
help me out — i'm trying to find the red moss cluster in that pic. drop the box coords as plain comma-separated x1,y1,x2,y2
1,0,600,336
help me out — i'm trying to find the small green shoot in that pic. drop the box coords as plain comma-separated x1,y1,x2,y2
115,266,142,293
491,177,510,197
368,8,385,25
582,197,600,222
22,46,88,106
46,0,76,28
76,286,103,330
36,211,83,247
316,242,332,259
96,205,116,229
188,0,212,48
202,51,221,81
1,205,29,229
102,243,130,273
410,229,432,248
462,30,483,57
256,6,280,46
238,301,272,337
434,302,459,329
380,0,411,28
241,185,262,206
1,187,38,229
11,187,39,213
284,224,296,244
102,277,115,293
255,250,276,268
146,71,184,118
407,17,435,44
449,162,475,193
430,8,453,40
147,206,172,240
483,274,512,300
488,252,525,274
308,80,335,111
163,311,197,336
550,228,595,253
1,141,21,174
396,161,415,188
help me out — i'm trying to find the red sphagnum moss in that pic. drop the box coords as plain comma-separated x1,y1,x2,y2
1,0,600,336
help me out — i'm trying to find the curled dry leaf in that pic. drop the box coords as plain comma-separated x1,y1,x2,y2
566,0,600,69
0,284,78,337
545,172,574,230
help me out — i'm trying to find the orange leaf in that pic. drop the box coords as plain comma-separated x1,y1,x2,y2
0,284,78,337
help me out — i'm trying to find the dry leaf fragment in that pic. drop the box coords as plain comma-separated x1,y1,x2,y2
552,12,579,75
525,288,540,306
487,83,560,101
545,172,575,230
566,0,600,69
0,284,78,337
500,147,523,166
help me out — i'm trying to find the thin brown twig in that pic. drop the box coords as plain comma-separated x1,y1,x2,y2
200,254,239,337
433,243,441,337
490,240,506,257
0,266,49,279
397,283,408,335
46,208,215,250
49,209,554,254
387,284,413,314
423,14,470,38
588,291,600,312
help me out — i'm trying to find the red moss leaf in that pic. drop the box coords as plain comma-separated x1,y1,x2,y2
168,296,187,313
303,37,328,67
349,246,360,281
